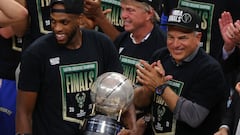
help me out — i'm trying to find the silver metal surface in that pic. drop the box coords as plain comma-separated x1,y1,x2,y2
90,72,134,117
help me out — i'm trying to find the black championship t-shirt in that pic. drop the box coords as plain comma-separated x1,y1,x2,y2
19,29,122,135
150,48,228,135
114,24,166,84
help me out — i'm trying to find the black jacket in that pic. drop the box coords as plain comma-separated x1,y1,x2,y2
221,91,240,135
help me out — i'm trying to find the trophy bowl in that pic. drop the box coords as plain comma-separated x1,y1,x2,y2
83,72,134,135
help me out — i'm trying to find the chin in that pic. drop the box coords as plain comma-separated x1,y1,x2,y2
57,41,67,45
124,26,132,32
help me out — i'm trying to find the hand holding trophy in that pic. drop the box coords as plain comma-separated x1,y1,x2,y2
83,72,134,135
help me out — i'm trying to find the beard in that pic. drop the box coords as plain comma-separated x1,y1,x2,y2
57,25,79,46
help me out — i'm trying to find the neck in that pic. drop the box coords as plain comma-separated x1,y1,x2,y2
131,23,154,44
66,29,82,50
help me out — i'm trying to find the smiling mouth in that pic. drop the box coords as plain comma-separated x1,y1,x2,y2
55,34,65,41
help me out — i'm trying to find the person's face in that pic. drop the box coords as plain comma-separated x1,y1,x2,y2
167,27,202,63
50,4,80,46
120,1,153,32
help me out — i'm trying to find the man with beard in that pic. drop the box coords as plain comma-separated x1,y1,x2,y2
15,0,136,134
85,0,166,134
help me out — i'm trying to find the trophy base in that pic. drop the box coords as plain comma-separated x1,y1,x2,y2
83,114,122,135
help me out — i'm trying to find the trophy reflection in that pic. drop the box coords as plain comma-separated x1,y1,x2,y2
83,72,134,135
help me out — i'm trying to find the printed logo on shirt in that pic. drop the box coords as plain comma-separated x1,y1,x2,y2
59,62,97,125
49,57,60,65
101,0,123,28
152,79,184,134
12,36,23,52
120,55,140,84
0,107,12,116
119,47,124,54
178,0,214,54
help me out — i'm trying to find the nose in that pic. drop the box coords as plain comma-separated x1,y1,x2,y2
121,10,127,20
53,23,62,32
168,38,180,47
173,39,179,46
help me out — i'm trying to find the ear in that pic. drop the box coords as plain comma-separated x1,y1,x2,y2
146,8,154,21
196,32,202,41
78,14,84,27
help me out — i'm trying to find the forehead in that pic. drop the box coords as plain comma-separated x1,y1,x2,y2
168,26,193,33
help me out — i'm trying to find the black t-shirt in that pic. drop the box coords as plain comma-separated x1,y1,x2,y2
150,48,228,135
19,29,123,135
23,0,52,50
221,91,240,135
0,36,22,80
114,24,166,135
114,24,166,84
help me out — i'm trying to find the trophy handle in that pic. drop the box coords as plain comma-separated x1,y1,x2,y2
90,104,96,116
117,109,122,122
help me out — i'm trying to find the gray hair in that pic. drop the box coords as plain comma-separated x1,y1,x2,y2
120,0,160,23
142,2,160,23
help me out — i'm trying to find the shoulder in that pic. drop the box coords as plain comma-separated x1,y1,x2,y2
115,31,129,40
150,47,169,63
152,24,167,37
114,31,130,48
193,49,224,76
31,33,54,45
114,31,129,42
148,24,167,45
82,29,111,40
25,33,55,52
197,49,220,66
82,29,115,48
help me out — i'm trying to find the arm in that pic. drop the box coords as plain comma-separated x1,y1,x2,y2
84,0,120,41
133,85,153,108
16,90,37,134
118,103,137,135
11,0,29,37
136,60,210,127
0,0,28,27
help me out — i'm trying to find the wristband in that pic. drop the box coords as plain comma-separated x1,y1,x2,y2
155,83,168,96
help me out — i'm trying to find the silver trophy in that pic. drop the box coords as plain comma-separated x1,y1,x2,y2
83,72,134,135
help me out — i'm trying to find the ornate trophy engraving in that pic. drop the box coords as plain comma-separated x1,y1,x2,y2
83,72,134,135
